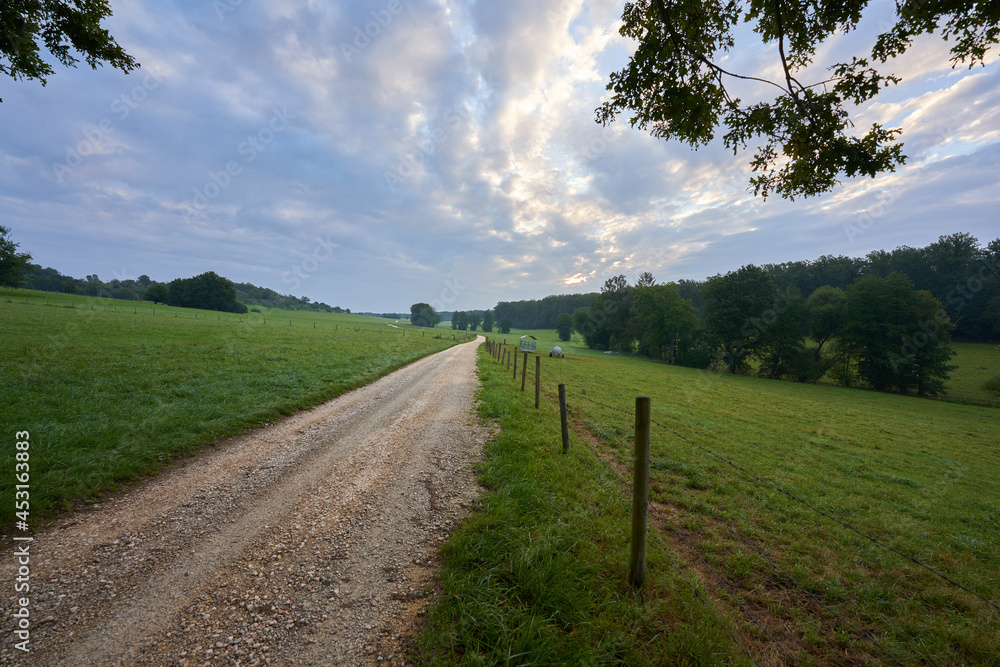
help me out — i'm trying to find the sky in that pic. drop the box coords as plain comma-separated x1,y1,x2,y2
2,1,999,313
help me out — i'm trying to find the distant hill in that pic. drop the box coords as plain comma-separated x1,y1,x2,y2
19,264,347,313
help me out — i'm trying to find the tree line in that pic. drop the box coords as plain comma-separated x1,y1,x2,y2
7,259,347,314
407,305,513,334
493,293,599,330
575,268,960,396
450,310,503,333
762,233,1000,342
510,233,998,396
496,233,999,343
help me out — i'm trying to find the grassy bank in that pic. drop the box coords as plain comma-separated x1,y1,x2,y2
416,343,742,665
0,288,466,529
419,335,999,665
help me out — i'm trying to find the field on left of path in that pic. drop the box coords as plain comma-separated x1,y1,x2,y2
0,288,463,530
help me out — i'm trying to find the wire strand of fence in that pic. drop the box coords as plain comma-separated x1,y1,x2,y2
563,403,763,667
564,390,634,417
661,472,908,667
649,416,1000,616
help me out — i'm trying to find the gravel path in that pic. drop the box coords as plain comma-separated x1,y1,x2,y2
1,337,489,666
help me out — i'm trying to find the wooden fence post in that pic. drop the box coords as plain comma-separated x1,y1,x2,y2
630,396,651,588
559,384,569,453
534,356,541,408
521,352,528,392
513,349,518,380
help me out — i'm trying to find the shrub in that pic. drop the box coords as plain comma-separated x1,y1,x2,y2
983,375,1000,398
555,313,573,341
143,284,168,304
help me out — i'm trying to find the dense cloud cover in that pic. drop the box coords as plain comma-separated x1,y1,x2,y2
2,0,998,311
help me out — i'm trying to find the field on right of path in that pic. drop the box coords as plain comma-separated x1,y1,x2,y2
420,335,1000,665
943,342,1000,404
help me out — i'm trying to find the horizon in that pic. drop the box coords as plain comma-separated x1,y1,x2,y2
17,225,993,316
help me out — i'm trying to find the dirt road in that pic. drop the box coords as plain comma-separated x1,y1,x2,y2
2,337,488,666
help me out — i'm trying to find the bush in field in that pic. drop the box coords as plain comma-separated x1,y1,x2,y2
984,375,1000,397
842,274,955,395
0,225,31,288
167,272,248,314
555,313,573,341
143,283,168,304
410,303,440,328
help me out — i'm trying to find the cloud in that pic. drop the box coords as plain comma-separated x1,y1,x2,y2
1,0,998,311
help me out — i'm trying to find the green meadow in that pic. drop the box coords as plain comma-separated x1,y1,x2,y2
419,328,999,665
0,288,466,529
946,342,1000,404
3,287,997,663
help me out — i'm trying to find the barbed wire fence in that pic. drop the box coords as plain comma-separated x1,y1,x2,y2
481,337,997,666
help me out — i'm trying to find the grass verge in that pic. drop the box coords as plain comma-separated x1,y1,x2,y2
415,344,746,666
